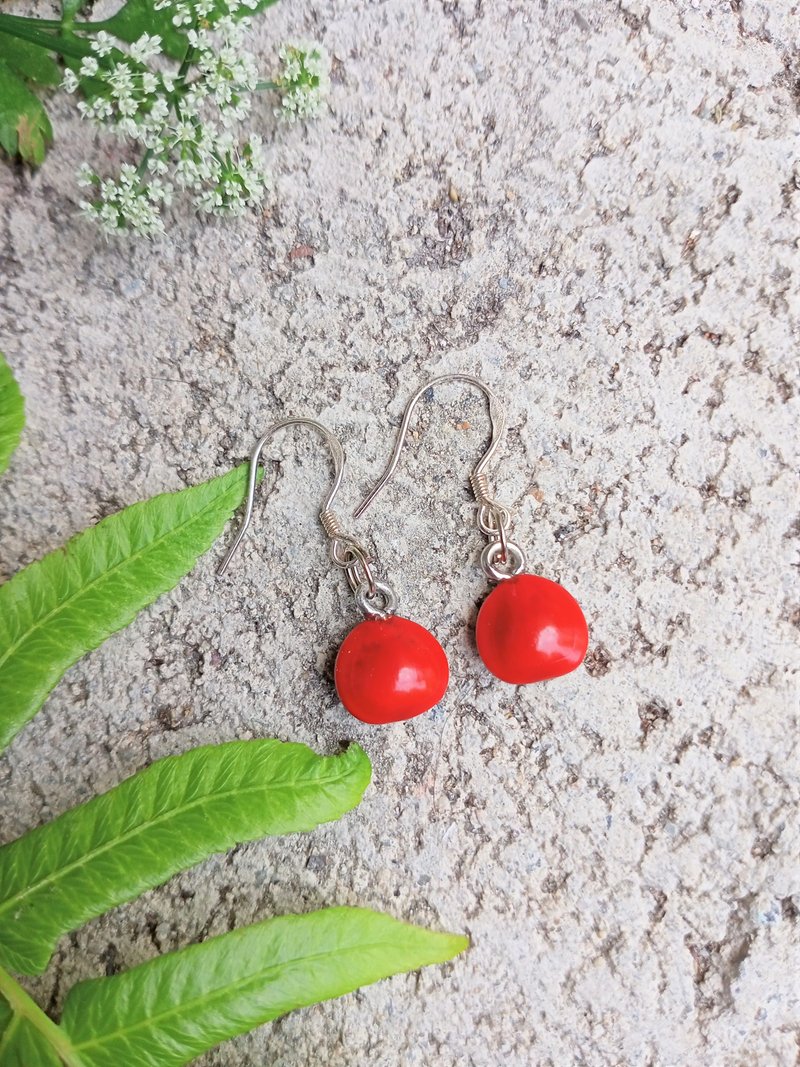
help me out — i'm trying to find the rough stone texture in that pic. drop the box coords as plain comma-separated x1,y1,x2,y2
1,0,799,1064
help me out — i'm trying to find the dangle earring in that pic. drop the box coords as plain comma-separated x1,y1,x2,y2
355,375,589,685
219,418,449,724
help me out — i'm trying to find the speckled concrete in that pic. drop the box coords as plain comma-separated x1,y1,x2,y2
1,1,799,1064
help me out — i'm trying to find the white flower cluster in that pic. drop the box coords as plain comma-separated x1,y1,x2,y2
77,161,169,237
62,1,328,236
275,43,330,123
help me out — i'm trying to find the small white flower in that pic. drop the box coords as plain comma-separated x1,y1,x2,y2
149,97,170,123
115,117,140,138
220,97,251,127
107,63,134,96
172,5,193,27
183,84,209,113
62,69,79,93
76,163,96,187
274,42,330,124
171,119,197,143
129,33,162,63
117,95,139,117
82,97,113,122
174,157,202,188
79,56,100,78
91,31,115,58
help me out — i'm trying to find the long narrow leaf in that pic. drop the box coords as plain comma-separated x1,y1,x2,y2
0,351,24,475
61,908,468,1067
0,465,250,752
0,741,371,976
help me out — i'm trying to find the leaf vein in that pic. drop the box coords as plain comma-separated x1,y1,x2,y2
0,765,354,919
0,480,235,677
71,939,417,1054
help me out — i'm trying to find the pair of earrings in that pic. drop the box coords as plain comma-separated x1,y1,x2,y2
219,375,589,725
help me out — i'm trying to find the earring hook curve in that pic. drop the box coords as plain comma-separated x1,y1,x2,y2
218,417,346,575
353,373,507,518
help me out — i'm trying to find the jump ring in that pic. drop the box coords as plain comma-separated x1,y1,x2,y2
478,503,511,537
480,540,526,582
354,579,398,619
331,538,377,597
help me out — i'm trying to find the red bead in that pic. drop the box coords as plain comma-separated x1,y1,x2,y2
335,615,449,724
475,573,588,685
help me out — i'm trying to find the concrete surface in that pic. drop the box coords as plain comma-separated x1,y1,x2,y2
1,0,799,1064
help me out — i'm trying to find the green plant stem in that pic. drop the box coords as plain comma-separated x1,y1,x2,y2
0,16,91,59
172,42,197,121
136,148,153,180
0,11,113,32
0,965,86,1067
177,43,197,82
255,80,279,91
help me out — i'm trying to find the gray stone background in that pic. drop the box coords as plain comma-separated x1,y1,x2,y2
1,0,799,1064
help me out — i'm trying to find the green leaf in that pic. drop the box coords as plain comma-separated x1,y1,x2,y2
0,966,85,1067
100,0,280,61
61,908,468,1067
0,34,61,87
0,996,11,1042
99,0,193,61
0,353,24,477
0,58,52,165
0,741,371,976
0,1017,63,1067
0,465,251,753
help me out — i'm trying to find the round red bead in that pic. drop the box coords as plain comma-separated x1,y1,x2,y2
475,573,588,685
335,615,449,724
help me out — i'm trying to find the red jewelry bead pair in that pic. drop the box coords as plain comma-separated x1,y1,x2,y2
334,570,587,725
220,378,589,728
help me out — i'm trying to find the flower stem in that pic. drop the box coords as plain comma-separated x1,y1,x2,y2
255,80,279,91
0,965,87,1067
0,11,114,31
0,12,64,29
136,148,153,179
0,15,92,58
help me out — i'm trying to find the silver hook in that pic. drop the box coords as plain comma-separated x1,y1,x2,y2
354,373,507,517
218,417,346,575
219,417,396,610
354,374,526,580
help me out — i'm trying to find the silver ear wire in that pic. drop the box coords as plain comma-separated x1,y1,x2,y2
218,417,397,616
354,373,526,581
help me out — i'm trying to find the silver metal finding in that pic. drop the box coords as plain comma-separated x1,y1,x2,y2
354,579,398,620
217,417,396,613
354,373,507,519
353,373,527,582
481,540,526,582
